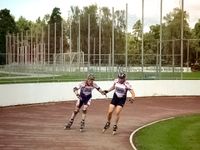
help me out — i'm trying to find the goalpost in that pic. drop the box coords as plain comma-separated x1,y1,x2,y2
54,52,85,71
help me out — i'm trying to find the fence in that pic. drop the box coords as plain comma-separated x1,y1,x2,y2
1,51,199,84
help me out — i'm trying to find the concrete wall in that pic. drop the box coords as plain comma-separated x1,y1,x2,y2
0,80,200,106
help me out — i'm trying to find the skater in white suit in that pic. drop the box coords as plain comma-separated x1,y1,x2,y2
102,72,135,135
64,74,106,132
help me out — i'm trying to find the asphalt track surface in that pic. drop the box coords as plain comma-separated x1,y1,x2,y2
0,96,200,150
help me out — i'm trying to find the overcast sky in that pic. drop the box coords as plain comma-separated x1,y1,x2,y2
0,0,200,32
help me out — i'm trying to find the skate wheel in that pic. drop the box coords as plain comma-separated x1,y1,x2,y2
112,131,116,135
64,126,71,130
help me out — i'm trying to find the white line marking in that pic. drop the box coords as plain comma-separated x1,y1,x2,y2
129,117,175,150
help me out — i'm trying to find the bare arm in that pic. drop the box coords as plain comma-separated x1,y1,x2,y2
73,86,81,99
130,89,135,98
73,87,79,95
129,89,136,103
105,84,115,93
98,88,107,95
97,85,114,95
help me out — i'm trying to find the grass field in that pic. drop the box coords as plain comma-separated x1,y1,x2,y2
0,71,200,84
133,114,200,150
0,73,23,77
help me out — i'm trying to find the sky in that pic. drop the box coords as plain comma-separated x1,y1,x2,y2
0,0,200,32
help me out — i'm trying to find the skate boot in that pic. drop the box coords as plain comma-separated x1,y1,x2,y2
64,119,74,130
80,120,85,132
102,122,110,133
112,125,118,135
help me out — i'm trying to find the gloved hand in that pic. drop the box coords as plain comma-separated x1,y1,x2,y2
76,93,81,99
103,90,109,94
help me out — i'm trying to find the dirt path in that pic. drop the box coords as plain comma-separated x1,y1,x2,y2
0,96,199,150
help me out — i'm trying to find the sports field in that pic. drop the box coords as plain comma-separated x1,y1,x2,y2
133,114,200,150
0,96,199,150
0,71,200,84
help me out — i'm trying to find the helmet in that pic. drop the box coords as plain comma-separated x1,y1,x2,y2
87,73,95,80
118,72,126,79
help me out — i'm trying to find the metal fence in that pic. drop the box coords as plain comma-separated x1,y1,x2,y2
1,51,199,84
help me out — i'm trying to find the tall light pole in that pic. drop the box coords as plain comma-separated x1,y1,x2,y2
141,0,144,73
181,0,184,79
125,3,128,72
78,16,81,71
112,7,115,73
159,0,163,78
99,8,102,71
61,21,63,64
88,14,90,71
69,20,72,71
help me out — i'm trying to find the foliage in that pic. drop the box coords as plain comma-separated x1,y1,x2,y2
16,16,32,32
0,9,17,64
68,5,126,65
1,5,200,66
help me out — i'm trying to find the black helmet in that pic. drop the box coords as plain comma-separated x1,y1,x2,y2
118,72,126,79
87,73,95,80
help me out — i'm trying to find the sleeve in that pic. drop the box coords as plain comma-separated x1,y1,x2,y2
110,79,117,90
125,81,133,90
114,79,118,84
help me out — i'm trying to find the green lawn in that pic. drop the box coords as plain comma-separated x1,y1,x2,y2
133,114,200,150
0,71,200,84
0,72,114,84
0,73,23,77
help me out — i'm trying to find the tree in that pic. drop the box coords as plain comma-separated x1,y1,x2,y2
68,5,128,65
114,10,126,58
48,7,63,58
192,19,200,63
49,7,62,23
70,6,81,52
130,21,158,66
0,9,17,65
163,8,191,66
149,24,160,40
81,5,98,56
164,8,191,39
132,20,142,39
194,19,200,37
101,7,112,55
127,20,142,65
16,16,32,32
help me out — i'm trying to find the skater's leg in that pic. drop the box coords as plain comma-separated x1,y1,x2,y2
107,104,115,122
80,104,89,131
114,105,123,125
70,107,80,120
112,105,123,134
70,98,84,120
64,99,82,130
64,107,80,129
81,104,88,121
102,104,115,132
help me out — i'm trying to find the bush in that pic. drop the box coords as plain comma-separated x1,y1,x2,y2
191,63,200,72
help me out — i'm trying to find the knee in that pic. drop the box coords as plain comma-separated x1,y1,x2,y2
108,111,113,116
116,112,121,117
74,110,79,115
82,109,87,114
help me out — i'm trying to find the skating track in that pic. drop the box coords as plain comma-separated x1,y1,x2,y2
0,96,200,150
